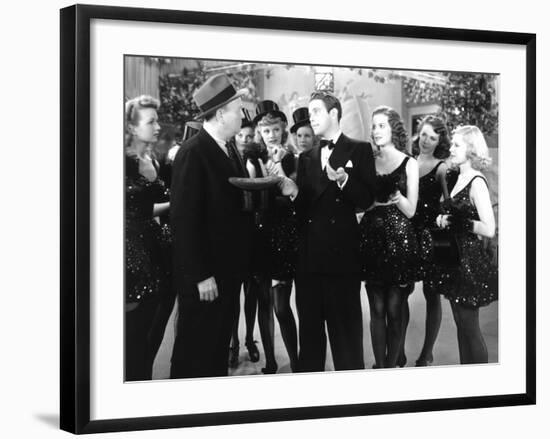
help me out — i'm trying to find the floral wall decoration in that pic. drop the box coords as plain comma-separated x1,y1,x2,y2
157,61,261,140
403,73,499,135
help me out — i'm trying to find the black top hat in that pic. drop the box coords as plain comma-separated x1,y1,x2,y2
290,107,311,133
253,100,288,125
193,74,247,119
182,120,203,142
241,108,254,129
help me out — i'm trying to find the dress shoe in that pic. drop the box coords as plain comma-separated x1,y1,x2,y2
245,340,260,363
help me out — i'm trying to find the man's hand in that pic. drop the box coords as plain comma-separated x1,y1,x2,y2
326,162,348,185
197,276,218,302
279,176,298,198
436,214,449,229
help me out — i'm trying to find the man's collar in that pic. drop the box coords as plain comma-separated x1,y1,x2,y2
203,121,227,146
323,130,342,145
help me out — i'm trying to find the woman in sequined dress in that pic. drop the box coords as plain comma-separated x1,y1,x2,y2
125,95,173,381
359,106,419,368
403,115,453,367
435,125,497,364
255,102,299,373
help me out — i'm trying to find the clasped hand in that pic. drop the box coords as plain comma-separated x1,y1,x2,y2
371,191,401,208
265,160,285,178
325,162,348,185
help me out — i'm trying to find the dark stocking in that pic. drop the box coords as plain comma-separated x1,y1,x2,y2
243,279,258,344
272,282,298,371
450,301,488,364
385,285,405,368
417,282,442,364
397,284,413,366
450,302,466,363
366,283,387,368
255,276,277,372
229,288,241,350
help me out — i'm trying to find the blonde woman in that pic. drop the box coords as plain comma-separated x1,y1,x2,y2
435,125,497,364
253,100,299,373
124,95,172,381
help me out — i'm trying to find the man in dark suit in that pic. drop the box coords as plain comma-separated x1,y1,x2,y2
279,91,376,372
170,74,253,378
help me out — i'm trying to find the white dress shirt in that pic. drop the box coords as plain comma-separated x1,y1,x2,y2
320,130,348,189
320,130,342,170
290,130,347,201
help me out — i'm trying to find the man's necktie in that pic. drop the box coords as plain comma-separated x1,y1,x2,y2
227,142,248,177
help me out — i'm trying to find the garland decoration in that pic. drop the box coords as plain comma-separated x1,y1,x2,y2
404,73,498,134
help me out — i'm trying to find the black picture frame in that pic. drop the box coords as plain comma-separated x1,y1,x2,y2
60,4,536,434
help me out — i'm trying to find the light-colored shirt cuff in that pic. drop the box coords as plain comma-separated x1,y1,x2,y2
337,173,349,190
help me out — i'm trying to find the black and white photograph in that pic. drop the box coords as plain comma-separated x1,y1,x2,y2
3,0,547,435
54,2,538,434
123,56,500,381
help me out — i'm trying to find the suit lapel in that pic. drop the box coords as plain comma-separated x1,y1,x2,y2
327,133,356,170
307,145,330,201
308,134,357,202
228,142,249,177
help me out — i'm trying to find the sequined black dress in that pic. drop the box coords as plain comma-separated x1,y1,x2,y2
430,176,498,308
269,152,298,281
125,155,173,381
412,161,446,278
239,148,298,280
360,157,420,284
414,161,446,230
125,156,171,303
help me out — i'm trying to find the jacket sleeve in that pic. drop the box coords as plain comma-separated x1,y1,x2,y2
292,152,309,221
340,142,376,209
171,146,213,284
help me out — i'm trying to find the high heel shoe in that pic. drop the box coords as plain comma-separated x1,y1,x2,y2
245,340,260,363
415,353,434,367
397,353,407,368
261,362,278,374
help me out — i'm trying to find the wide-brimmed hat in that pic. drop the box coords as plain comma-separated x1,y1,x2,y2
253,100,288,125
193,74,247,119
290,107,311,133
182,120,203,142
